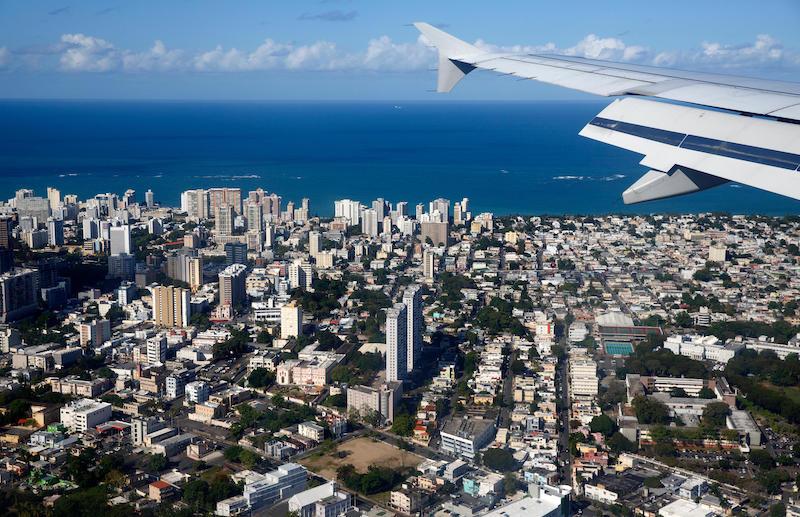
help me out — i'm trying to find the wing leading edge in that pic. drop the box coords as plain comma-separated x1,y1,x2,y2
414,22,800,204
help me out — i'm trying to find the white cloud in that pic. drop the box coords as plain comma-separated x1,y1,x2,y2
45,31,800,75
59,33,118,71
0,47,9,68
122,40,184,72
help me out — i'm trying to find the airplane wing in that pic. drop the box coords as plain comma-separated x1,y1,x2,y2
414,22,800,204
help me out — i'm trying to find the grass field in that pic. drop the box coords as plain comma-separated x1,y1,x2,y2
300,436,423,480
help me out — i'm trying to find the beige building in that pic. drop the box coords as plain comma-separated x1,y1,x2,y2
280,301,303,339
151,285,191,328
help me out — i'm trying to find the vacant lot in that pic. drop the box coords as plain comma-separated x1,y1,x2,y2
300,436,423,480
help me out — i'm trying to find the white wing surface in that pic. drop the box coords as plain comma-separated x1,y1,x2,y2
415,22,800,203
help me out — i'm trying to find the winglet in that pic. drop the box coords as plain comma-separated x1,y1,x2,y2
414,22,479,92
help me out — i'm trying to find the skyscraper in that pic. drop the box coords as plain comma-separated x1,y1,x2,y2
362,208,378,237
109,224,131,255
182,189,209,220
245,201,263,233
47,218,64,247
281,301,303,339
208,187,242,215
225,242,247,265
289,260,313,290
146,335,167,364
47,187,61,212
0,268,39,322
403,285,423,373
423,250,436,280
216,204,234,236
334,199,361,227
429,198,451,223
386,303,408,382
151,285,191,328
309,231,321,257
219,263,247,307
145,189,155,209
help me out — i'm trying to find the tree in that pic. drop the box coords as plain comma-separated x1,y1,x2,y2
674,311,693,327
589,414,617,437
148,453,167,473
239,449,259,469
750,448,774,470
510,359,526,375
669,387,688,398
256,330,273,345
702,402,731,428
607,432,638,453
482,448,516,472
698,387,716,399
632,396,670,425
224,445,244,463
247,368,275,388
391,413,415,437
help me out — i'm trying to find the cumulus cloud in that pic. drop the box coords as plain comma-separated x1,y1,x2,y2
298,10,357,22
38,31,800,76
60,33,118,71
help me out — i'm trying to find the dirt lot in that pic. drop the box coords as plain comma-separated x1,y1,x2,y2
300,436,423,480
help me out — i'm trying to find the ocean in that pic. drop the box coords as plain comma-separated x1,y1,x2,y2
0,99,798,216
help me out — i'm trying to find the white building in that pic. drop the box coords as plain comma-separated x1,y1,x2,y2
385,303,408,382
287,481,351,517
109,224,131,256
664,334,738,364
440,416,496,460
60,398,112,433
146,335,167,365
184,381,209,404
297,421,324,442
569,357,598,397
239,463,307,511
281,301,303,339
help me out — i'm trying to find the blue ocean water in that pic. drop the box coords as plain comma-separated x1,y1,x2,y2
0,100,798,216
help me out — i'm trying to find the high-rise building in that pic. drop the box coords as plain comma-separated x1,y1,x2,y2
216,204,234,236
415,203,425,220
47,217,64,247
421,221,449,246
334,199,361,227
165,250,203,290
151,285,191,328
0,217,13,274
208,187,242,215
362,208,378,237
289,260,313,290
386,303,408,382
79,319,111,348
109,224,132,255
429,198,450,222
147,218,163,235
245,201,263,233
108,253,135,281
0,268,39,322
403,285,423,373
423,250,436,280
182,189,210,220
0,325,21,353
47,187,61,212
281,301,303,339
372,198,387,221
219,263,247,307
117,281,137,305
396,201,408,219
225,242,247,265
146,335,167,364
308,231,321,257
145,189,155,209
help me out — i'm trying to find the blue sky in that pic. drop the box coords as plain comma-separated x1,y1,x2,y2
1,0,799,100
